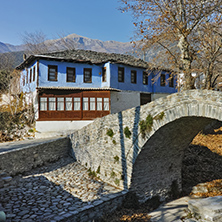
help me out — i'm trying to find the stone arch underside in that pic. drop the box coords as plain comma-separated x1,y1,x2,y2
70,90,222,201
130,117,213,202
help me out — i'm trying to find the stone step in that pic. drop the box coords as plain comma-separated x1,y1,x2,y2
1,176,12,183
0,172,7,178
188,196,222,222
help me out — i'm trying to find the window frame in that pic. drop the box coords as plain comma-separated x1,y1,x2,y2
30,68,32,83
160,74,166,86
143,71,148,85
48,65,58,81
102,67,106,82
131,70,137,84
169,73,174,88
118,67,124,82
84,68,92,83
66,67,76,82
33,66,36,82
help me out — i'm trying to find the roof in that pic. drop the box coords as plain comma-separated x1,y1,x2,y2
16,49,150,70
37,86,121,91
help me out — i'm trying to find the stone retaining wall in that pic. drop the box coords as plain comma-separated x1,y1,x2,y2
0,137,71,175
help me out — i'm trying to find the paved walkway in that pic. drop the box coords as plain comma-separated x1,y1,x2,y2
148,196,197,222
0,137,63,153
0,156,122,222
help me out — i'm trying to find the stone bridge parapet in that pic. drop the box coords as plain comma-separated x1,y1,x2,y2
70,90,222,201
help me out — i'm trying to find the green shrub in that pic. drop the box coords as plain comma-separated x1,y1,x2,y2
106,128,114,138
124,126,132,139
114,155,120,163
88,168,97,178
114,178,120,186
139,114,153,138
154,111,165,121
96,166,101,174
112,139,117,145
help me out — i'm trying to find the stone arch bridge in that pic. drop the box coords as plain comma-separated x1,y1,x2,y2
69,90,222,202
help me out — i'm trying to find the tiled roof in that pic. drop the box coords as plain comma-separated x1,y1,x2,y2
37,86,121,91
16,49,150,70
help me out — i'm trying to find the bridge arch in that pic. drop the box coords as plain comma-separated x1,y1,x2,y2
70,90,222,201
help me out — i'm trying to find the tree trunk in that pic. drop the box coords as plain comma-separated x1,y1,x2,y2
204,63,213,90
178,34,194,90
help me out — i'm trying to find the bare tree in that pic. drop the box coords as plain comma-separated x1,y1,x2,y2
195,19,222,89
22,31,50,55
121,0,222,90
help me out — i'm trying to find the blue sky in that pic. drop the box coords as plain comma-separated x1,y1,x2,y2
0,0,135,45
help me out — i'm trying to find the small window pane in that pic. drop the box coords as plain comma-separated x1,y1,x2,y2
30,68,32,83
84,68,92,83
131,70,137,84
102,67,106,82
48,66,57,81
160,74,166,86
66,97,72,110
97,98,102,111
143,72,148,85
83,97,88,110
33,66,36,82
67,68,75,82
90,98,95,110
74,97,81,110
118,67,124,82
49,98,56,111
40,97,47,111
57,97,64,111
169,74,174,87
104,98,109,111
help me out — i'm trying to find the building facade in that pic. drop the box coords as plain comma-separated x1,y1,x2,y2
17,49,177,137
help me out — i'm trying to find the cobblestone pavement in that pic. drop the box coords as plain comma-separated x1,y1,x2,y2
0,157,122,221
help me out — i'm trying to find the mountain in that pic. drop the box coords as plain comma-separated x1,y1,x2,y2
0,42,24,53
0,33,134,55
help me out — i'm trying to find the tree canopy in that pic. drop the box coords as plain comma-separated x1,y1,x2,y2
121,0,222,89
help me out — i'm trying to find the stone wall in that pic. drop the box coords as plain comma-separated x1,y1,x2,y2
70,90,222,201
0,137,71,175
110,90,140,114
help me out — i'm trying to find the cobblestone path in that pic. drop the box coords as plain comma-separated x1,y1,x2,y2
0,157,122,221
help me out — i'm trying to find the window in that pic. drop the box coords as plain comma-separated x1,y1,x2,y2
74,98,81,110
83,97,89,110
104,98,109,111
169,73,174,87
30,68,32,83
102,67,106,82
48,65,58,81
33,66,36,82
48,97,56,110
84,68,92,83
65,98,72,110
26,69,28,83
131,70,137,84
23,76,25,86
57,98,64,111
90,98,96,110
97,98,102,110
118,67,124,82
40,97,47,111
143,71,148,85
67,67,76,82
160,74,166,86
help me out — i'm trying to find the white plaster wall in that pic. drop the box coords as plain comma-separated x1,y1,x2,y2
35,120,93,138
110,91,140,114
151,93,170,101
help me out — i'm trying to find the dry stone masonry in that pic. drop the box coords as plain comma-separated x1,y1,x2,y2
70,90,222,202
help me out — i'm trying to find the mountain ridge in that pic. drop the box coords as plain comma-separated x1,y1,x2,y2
0,33,134,55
